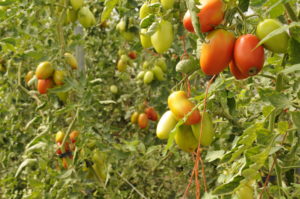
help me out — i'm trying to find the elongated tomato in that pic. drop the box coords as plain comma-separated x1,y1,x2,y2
200,29,235,75
229,61,249,80
234,34,265,76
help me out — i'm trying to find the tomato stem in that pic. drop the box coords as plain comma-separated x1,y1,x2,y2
284,3,298,22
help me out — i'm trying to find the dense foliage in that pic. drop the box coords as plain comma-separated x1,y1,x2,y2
0,0,300,198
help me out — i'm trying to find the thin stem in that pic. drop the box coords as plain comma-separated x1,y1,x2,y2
117,172,148,199
284,3,298,22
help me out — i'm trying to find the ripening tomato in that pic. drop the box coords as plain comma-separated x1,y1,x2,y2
131,112,139,124
182,0,225,33
168,91,201,125
256,19,289,53
117,59,127,72
36,61,54,79
200,29,235,75
138,113,149,129
229,61,249,80
234,34,265,76
53,70,66,85
25,71,34,85
69,130,79,143
145,107,158,121
64,53,78,70
37,78,54,94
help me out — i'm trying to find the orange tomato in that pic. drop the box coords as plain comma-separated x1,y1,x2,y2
69,130,79,143
234,34,265,76
182,0,225,33
200,29,235,75
168,91,201,125
138,113,149,129
37,78,53,94
229,61,249,80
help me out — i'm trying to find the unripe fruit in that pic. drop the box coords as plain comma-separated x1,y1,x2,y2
110,85,118,94
53,70,66,85
70,0,84,10
131,112,139,124
143,71,154,84
64,53,78,69
175,125,198,153
156,111,177,139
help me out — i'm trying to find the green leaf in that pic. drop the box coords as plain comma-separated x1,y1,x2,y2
277,121,289,134
288,38,300,64
264,0,285,18
101,0,119,23
145,21,158,36
238,0,250,12
0,37,16,45
186,0,204,40
0,0,16,6
258,89,291,108
262,105,275,118
15,159,37,177
280,64,300,74
289,22,300,43
213,176,244,195
205,150,225,162
25,142,47,153
140,14,155,29
291,112,300,130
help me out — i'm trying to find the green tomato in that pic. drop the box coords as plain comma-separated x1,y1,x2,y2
152,65,165,81
155,58,167,72
156,111,177,139
116,20,126,32
70,0,83,10
137,71,145,80
120,54,129,62
110,85,118,94
151,20,174,53
175,125,198,153
118,49,126,56
236,185,254,199
121,32,135,41
191,112,214,147
161,0,174,10
140,29,152,48
143,61,150,69
78,7,95,28
139,3,150,19
143,71,154,84
256,19,289,53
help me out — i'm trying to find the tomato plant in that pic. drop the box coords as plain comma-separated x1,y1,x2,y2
0,0,299,198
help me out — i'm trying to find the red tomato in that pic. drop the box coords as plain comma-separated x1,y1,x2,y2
234,34,265,76
229,61,249,80
182,0,225,33
138,113,148,129
128,51,137,59
37,78,53,94
56,148,62,155
200,29,235,75
145,107,158,121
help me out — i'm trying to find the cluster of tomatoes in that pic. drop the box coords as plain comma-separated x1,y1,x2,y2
25,52,77,98
139,0,175,53
64,0,96,28
136,58,167,84
183,0,289,79
131,106,159,129
156,91,214,152
55,130,79,169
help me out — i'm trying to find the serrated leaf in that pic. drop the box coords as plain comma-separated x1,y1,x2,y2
101,0,119,23
15,159,37,177
213,176,244,195
288,38,300,64
145,21,158,36
238,0,250,12
289,22,300,43
291,112,300,130
25,142,47,153
140,14,155,29
205,150,225,162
